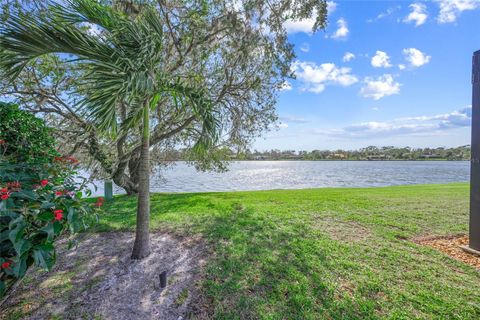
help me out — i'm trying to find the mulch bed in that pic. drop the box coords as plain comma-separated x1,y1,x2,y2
415,234,480,269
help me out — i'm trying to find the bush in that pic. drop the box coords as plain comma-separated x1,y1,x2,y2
0,102,57,162
0,107,100,298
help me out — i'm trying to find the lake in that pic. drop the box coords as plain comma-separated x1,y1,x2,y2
91,161,470,195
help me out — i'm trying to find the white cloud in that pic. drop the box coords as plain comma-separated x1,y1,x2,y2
314,106,471,138
396,106,472,127
403,48,431,67
360,74,401,100
284,17,317,34
300,43,310,53
279,115,310,124
437,0,480,23
327,1,337,15
371,51,392,68
404,3,428,26
285,2,337,34
331,18,349,39
279,81,292,91
343,52,356,62
367,6,401,23
398,64,406,70
278,123,289,129
292,61,358,93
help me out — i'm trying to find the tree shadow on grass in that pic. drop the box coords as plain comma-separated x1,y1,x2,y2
87,191,480,319
188,202,382,319
94,193,221,231
89,193,387,319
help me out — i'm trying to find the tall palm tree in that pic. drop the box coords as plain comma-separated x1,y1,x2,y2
0,0,219,259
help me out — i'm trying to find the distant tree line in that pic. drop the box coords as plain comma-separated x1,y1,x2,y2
160,145,471,161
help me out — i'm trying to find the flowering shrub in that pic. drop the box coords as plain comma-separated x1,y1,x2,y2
0,102,57,163
0,107,101,297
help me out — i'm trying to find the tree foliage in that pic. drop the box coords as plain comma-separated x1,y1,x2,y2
0,0,229,258
0,102,57,163
0,106,99,298
236,146,472,161
0,0,329,195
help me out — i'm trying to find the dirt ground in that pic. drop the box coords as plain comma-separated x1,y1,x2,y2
415,234,480,269
1,232,209,320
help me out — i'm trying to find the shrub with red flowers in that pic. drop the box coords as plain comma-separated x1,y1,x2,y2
0,102,57,163
0,104,99,297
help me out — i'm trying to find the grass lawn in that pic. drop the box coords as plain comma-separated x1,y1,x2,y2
91,183,479,319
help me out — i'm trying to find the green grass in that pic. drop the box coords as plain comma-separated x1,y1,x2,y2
96,183,479,319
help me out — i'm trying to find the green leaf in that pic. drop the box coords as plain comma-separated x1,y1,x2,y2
13,239,32,256
53,221,63,236
8,221,25,243
41,223,55,242
0,229,9,242
33,243,55,271
38,211,54,222
12,189,38,201
67,207,81,233
40,201,56,209
0,280,5,298
39,221,63,241
12,254,28,278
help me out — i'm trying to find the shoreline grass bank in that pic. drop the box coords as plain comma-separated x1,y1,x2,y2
95,183,478,319
4,183,480,319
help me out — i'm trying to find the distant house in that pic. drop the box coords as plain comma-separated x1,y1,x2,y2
328,153,346,160
421,154,442,159
367,154,389,160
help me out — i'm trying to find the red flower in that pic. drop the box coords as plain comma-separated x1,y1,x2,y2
1,193,9,200
6,181,21,192
53,209,64,221
66,156,79,164
55,191,64,196
1,188,7,193
0,140,5,145
1,261,11,269
7,181,20,188
95,196,105,207
54,156,79,164
40,179,49,187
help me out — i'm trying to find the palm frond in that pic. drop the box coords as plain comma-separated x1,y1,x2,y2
0,5,118,79
0,0,221,145
162,80,221,152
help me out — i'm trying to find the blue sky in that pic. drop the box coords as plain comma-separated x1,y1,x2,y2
253,0,480,151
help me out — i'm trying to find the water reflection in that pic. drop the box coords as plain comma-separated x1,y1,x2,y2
90,161,469,195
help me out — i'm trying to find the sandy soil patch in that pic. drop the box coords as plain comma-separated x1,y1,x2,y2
415,234,480,270
1,232,209,320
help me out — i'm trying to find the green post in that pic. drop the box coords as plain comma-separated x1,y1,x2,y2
104,180,113,201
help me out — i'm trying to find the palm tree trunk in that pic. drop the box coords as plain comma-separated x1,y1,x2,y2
131,106,151,259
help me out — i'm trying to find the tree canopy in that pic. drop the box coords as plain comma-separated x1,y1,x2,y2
0,0,329,194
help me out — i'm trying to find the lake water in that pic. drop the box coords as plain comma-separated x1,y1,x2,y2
91,161,470,195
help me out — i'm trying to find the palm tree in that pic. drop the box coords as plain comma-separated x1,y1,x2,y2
0,0,219,259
